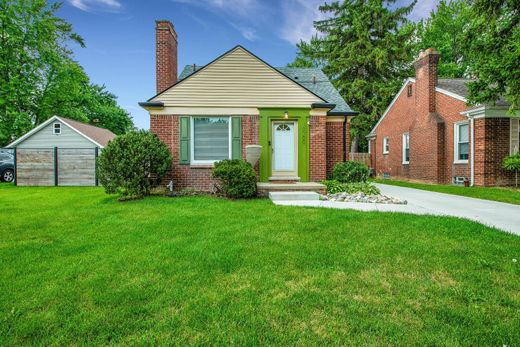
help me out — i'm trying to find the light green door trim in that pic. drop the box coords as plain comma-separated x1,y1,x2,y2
259,108,310,182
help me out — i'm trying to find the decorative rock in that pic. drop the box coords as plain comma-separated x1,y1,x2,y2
326,192,407,205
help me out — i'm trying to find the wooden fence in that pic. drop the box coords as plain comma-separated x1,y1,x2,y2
15,148,98,186
348,152,371,166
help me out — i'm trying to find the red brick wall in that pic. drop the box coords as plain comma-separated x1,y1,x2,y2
150,115,259,191
310,115,327,181
155,20,177,94
474,118,514,186
371,84,472,183
326,119,349,178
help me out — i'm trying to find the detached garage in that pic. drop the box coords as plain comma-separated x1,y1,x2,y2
7,116,115,186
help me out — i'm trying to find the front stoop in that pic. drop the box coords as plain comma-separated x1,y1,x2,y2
257,182,326,197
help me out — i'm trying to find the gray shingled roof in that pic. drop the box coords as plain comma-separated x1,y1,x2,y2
61,117,116,147
437,78,473,98
178,65,355,114
434,78,509,107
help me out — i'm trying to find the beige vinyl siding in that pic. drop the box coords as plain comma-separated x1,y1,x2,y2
152,47,324,107
17,120,96,148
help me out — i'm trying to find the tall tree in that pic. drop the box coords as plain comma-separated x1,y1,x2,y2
0,0,133,146
414,0,472,78
289,0,416,152
464,0,519,111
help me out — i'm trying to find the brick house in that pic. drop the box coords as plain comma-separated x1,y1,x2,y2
367,49,519,186
139,20,357,192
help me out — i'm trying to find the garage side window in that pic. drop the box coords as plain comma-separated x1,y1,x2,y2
53,123,61,135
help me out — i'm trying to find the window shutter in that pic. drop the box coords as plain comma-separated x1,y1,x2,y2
231,117,242,160
180,117,190,164
511,118,519,154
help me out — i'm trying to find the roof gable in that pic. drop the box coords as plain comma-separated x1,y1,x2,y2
7,116,115,148
150,46,325,108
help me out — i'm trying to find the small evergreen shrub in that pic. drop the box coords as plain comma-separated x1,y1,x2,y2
212,159,257,199
503,153,520,187
322,180,380,195
332,161,370,183
97,130,172,199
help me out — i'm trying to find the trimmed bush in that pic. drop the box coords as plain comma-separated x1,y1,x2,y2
212,159,257,199
321,180,380,195
97,130,172,199
332,161,370,183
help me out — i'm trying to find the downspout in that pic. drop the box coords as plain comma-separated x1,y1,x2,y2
470,116,475,186
343,116,347,162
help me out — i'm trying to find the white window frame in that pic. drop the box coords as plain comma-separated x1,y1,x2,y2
190,116,232,165
53,122,61,135
454,121,469,164
367,140,371,154
402,133,410,164
383,137,389,154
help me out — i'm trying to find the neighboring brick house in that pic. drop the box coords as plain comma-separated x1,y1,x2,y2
139,20,357,191
367,49,519,187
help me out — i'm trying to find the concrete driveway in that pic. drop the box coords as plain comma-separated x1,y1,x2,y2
273,183,520,235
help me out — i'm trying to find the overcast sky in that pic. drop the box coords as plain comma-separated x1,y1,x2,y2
55,0,440,129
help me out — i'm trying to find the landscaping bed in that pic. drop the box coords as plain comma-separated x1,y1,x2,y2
1,185,519,345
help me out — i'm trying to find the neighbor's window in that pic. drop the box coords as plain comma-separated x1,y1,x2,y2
383,137,390,154
191,117,230,163
53,123,61,135
402,133,410,164
407,84,413,97
455,122,469,162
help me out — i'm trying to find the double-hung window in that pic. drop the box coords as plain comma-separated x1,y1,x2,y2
402,133,410,164
454,122,469,163
191,117,231,164
53,123,61,135
383,137,390,154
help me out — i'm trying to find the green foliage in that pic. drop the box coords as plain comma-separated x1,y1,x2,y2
463,0,520,111
0,0,133,146
332,161,370,183
97,130,172,199
414,0,472,78
503,153,520,187
289,0,417,151
322,180,380,195
212,160,257,199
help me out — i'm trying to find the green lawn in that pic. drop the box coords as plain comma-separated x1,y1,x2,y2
373,178,520,205
1,185,519,345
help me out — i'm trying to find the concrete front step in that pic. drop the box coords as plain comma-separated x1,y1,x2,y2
269,191,320,201
257,182,326,197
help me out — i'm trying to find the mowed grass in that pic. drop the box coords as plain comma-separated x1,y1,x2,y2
0,184,519,345
373,178,520,205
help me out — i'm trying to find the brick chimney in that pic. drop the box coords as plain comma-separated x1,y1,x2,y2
414,48,440,113
156,20,178,94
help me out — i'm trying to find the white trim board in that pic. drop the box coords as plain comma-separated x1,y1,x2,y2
7,115,104,148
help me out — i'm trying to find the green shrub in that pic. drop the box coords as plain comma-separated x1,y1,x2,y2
332,161,370,183
97,130,172,199
321,180,380,195
212,159,257,199
503,153,520,187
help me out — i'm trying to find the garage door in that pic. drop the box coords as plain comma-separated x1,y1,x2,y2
15,148,97,186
